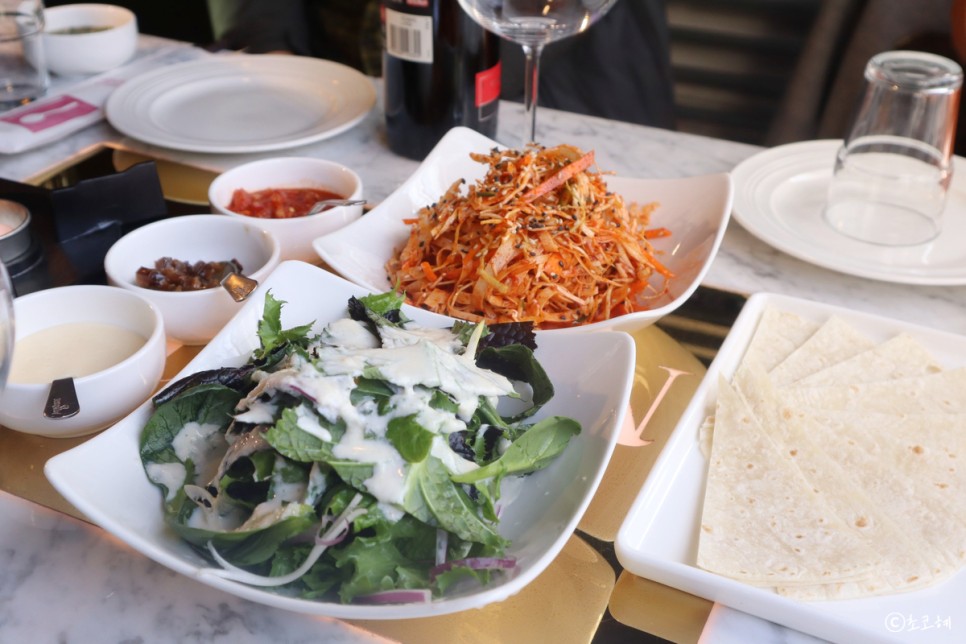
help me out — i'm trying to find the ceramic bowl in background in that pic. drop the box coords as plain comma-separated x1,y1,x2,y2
0,285,165,438
208,157,364,263
43,4,138,76
103,214,281,345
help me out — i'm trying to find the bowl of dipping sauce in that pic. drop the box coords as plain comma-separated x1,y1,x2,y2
103,214,281,345
43,4,138,76
0,285,166,438
208,157,364,263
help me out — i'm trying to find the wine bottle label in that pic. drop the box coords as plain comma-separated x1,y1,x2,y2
476,61,502,108
385,8,433,64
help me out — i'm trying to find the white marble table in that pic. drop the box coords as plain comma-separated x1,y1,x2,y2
2,37,964,644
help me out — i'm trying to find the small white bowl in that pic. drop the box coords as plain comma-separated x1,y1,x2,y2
43,4,138,76
103,215,281,345
208,157,364,263
0,285,166,438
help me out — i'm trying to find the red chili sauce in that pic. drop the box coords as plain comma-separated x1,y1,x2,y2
227,187,343,219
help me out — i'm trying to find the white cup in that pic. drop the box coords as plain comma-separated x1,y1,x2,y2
824,51,964,246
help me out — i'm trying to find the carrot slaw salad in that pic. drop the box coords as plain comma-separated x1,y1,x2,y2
386,144,672,329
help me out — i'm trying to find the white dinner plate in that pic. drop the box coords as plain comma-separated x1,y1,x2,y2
730,140,966,285
45,261,634,620
106,55,376,153
615,292,966,644
313,127,733,334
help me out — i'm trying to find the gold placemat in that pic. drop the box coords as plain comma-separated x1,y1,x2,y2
609,572,711,644
0,343,203,522
578,324,706,542
350,534,615,644
0,320,709,643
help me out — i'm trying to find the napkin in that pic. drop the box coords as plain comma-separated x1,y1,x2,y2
0,45,206,155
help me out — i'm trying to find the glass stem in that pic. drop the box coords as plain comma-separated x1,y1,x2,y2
521,43,543,145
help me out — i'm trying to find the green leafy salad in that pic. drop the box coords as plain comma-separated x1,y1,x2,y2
139,291,581,604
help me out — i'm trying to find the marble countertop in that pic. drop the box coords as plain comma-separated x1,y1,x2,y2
2,36,963,644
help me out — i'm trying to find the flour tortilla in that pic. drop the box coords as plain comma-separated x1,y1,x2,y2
698,306,966,601
795,333,942,387
768,316,876,386
696,376,881,585
733,366,947,598
781,368,966,415
741,308,820,373
786,408,966,568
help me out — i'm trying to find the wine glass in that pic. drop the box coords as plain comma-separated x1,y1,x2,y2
457,0,618,144
0,260,13,392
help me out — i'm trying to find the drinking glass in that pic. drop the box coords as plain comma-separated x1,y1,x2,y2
457,0,617,144
824,51,963,246
0,0,48,109
0,260,14,392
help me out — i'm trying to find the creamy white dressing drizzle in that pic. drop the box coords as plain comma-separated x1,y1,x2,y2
172,421,223,464
293,403,332,442
270,454,308,502
225,316,512,511
233,399,277,424
145,462,186,501
320,318,379,349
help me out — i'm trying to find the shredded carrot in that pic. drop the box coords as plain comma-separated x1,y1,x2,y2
420,261,438,282
521,150,594,202
386,143,672,329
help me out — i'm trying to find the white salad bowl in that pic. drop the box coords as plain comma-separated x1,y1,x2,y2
45,261,635,619
313,126,733,334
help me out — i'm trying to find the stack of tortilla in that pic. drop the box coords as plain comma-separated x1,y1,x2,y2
697,307,966,600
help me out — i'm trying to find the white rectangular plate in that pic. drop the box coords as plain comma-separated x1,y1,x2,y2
615,292,966,644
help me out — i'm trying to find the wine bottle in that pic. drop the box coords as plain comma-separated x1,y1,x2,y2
383,0,501,160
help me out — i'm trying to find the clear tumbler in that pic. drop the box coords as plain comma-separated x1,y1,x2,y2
824,51,963,246
0,0,48,109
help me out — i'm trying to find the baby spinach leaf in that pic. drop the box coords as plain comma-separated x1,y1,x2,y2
403,457,506,548
386,414,434,463
451,416,581,486
263,407,342,463
140,383,241,466
477,344,554,420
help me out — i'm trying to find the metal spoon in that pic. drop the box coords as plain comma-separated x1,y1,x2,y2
306,198,366,216
220,271,259,303
44,377,80,419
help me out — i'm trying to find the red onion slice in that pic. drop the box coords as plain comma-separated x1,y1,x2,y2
429,556,517,581
200,494,365,587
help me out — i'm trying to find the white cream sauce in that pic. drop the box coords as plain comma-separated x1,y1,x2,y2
227,319,505,508
145,462,187,501
8,322,146,384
